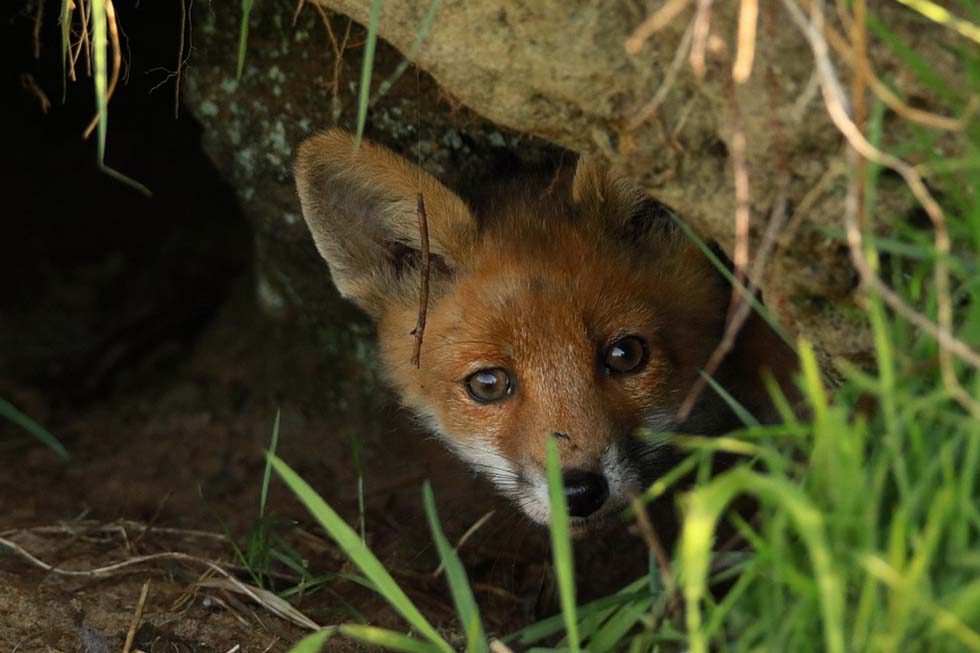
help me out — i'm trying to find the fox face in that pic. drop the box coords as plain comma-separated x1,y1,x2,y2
295,130,796,531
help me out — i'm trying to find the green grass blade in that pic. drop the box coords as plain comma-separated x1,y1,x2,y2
350,430,366,543
236,0,254,79
288,627,336,653
893,0,980,45
339,625,446,653
504,581,649,645
353,0,383,149
701,370,761,427
797,340,828,423
99,164,152,196
92,0,107,162
0,398,68,460
87,0,152,196
586,595,656,652
680,468,844,653
268,455,452,652
867,14,960,104
668,213,793,347
260,409,281,517
861,555,980,652
545,437,580,653
371,0,442,105
422,482,487,653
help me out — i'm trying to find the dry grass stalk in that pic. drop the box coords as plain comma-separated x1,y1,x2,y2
33,0,44,59
122,580,151,653
625,0,692,54
732,0,758,82
627,16,697,130
848,0,868,229
68,0,93,81
313,4,354,123
0,535,320,630
631,496,674,592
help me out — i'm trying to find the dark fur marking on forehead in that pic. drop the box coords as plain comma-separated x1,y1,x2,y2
621,197,678,243
384,240,452,278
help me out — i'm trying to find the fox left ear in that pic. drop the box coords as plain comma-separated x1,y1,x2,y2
571,157,679,246
294,130,477,319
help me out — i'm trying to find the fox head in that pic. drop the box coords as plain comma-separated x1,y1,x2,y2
295,130,797,530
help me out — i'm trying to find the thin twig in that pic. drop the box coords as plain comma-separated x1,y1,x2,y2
20,74,52,114
849,0,868,229
432,510,495,578
174,0,187,119
80,0,92,77
132,492,173,549
627,16,696,130
631,496,673,593
122,580,151,653
783,0,980,416
71,0,93,80
83,0,122,139
291,0,306,25
33,0,44,59
314,5,354,123
411,194,432,368
677,181,791,422
791,68,820,120
625,0,691,54
779,158,845,248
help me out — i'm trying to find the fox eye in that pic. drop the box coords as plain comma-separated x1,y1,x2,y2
604,336,648,375
465,368,512,403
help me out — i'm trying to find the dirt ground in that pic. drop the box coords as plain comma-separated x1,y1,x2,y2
0,6,651,651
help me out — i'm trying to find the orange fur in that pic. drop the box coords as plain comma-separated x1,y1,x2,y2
295,129,797,529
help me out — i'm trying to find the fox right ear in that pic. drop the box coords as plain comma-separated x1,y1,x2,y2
295,130,477,319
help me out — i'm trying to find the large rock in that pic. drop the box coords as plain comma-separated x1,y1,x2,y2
184,0,953,365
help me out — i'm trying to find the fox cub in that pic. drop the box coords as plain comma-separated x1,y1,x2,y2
295,130,796,531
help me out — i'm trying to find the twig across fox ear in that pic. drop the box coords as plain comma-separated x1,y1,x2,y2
294,130,477,319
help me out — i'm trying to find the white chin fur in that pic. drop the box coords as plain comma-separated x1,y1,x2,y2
422,410,658,530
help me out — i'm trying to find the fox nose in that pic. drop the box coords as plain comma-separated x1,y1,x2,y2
562,470,609,518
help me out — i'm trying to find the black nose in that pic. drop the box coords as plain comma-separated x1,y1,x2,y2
562,470,609,518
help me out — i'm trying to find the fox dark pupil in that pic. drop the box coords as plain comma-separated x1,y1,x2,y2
606,336,645,373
